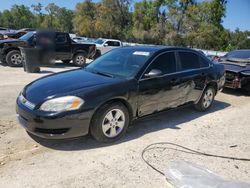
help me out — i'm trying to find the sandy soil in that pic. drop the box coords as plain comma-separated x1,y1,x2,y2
0,62,250,188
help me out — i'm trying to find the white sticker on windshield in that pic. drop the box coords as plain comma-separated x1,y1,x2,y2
133,51,150,56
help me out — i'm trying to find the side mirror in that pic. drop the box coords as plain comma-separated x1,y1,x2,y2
104,43,108,47
144,69,163,78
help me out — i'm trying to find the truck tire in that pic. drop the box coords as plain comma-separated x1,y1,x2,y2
73,52,86,67
6,50,23,67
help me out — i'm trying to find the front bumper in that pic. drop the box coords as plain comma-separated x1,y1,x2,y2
16,99,93,139
0,48,5,62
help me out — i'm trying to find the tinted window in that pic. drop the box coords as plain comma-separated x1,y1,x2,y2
105,41,120,46
146,52,176,75
106,41,114,46
199,57,209,67
178,52,200,70
55,33,67,43
95,39,104,45
112,41,120,46
225,50,250,59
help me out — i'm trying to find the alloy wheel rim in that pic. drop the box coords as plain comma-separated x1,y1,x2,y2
203,89,214,108
102,109,125,138
76,55,85,65
11,54,23,65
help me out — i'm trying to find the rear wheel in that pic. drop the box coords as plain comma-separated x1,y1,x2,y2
6,50,23,67
195,86,215,111
90,102,129,143
73,53,86,67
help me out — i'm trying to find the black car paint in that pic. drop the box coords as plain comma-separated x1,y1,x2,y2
16,47,225,139
0,31,96,63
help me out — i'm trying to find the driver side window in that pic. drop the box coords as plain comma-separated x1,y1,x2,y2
146,52,177,75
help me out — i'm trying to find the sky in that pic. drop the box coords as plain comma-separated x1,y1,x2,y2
0,0,250,31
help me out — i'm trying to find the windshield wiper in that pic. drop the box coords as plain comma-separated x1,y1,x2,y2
95,71,114,78
86,68,114,78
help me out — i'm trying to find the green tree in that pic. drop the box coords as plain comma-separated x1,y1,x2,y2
73,0,97,37
45,3,60,29
31,3,44,29
57,8,74,32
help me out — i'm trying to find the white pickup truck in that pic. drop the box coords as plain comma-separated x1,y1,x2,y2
94,38,123,54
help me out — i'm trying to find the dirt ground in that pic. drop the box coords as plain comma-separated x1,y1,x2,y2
0,62,250,188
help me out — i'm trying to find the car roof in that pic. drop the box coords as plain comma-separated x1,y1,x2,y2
99,38,121,42
121,46,198,53
230,49,250,52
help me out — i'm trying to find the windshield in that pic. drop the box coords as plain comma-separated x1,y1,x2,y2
225,50,250,59
86,48,153,78
95,39,105,45
19,32,34,41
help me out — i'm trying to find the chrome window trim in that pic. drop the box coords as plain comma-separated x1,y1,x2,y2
139,50,211,81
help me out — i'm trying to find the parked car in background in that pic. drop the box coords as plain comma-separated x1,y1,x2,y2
94,38,123,54
72,37,88,43
4,31,28,40
18,28,36,32
0,31,97,67
0,27,15,35
220,49,250,95
16,46,225,142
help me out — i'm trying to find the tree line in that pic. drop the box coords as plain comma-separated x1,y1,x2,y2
0,0,249,51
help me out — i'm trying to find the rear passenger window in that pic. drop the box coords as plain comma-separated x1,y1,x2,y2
146,52,176,74
178,52,200,70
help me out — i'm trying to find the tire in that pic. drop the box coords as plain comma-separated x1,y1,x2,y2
90,102,130,143
73,52,86,67
62,60,71,64
6,50,23,67
194,86,216,112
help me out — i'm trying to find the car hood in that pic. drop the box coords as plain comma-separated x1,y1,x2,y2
23,69,118,104
221,60,250,73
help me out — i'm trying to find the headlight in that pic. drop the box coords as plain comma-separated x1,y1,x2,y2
39,96,84,112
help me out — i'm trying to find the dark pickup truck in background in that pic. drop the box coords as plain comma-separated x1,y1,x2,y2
0,31,97,67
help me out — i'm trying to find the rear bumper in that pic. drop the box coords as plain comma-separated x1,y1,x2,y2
16,100,93,139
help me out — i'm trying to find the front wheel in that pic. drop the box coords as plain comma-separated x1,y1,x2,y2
73,53,86,67
6,50,23,67
90,102,130,143
195,86,215,111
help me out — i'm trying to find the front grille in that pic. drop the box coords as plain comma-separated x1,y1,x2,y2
35,128,69,134
225,72,236,81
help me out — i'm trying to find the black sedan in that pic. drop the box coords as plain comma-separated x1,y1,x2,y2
16,46,225,142
220,49,250,94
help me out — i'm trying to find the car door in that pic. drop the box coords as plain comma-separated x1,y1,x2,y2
137,51,185,116
176,51,210,103
54,32,72,60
